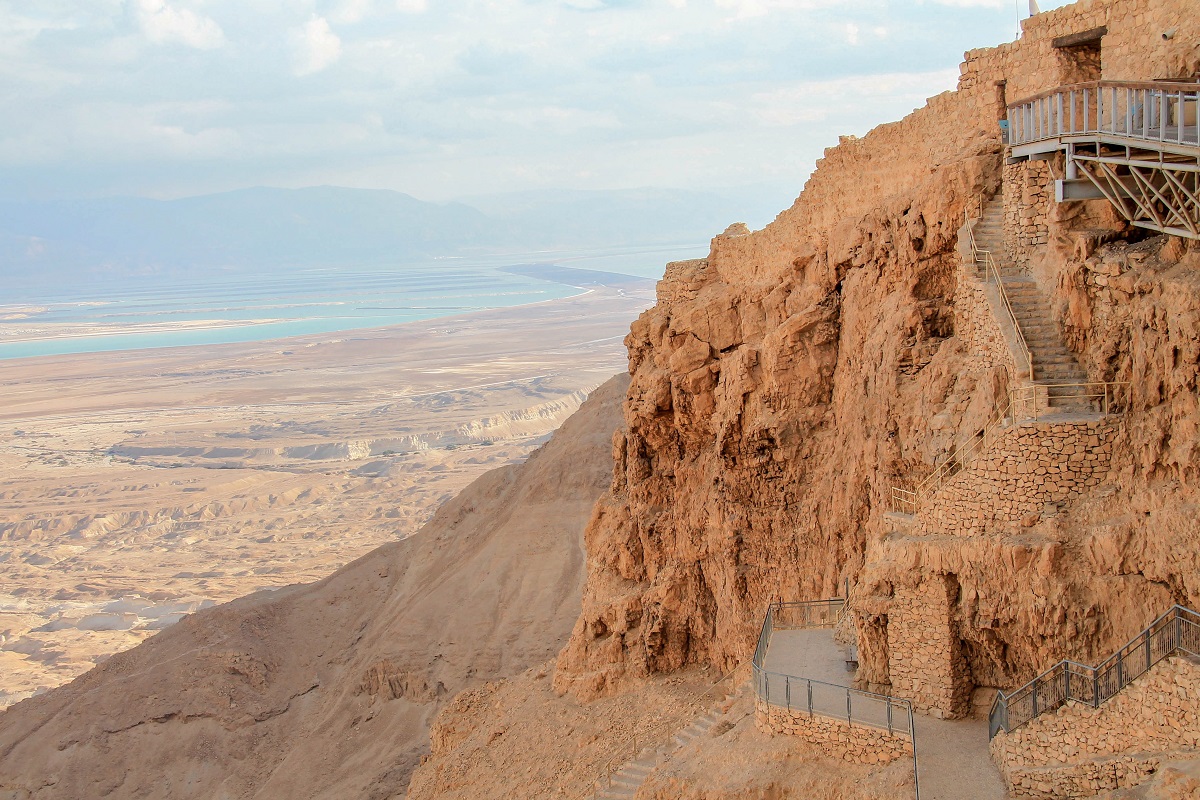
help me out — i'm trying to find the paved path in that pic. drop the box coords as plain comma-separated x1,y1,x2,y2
763,628,1008,799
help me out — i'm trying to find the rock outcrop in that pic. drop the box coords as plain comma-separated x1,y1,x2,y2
554,0,1200,722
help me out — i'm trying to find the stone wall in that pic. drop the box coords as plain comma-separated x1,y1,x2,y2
991,656,1200,798
754,699,912,766
883,576,974,718
915,418,1117,539
960,0,1200,110
1003,160,1053,271
955,258,1020,378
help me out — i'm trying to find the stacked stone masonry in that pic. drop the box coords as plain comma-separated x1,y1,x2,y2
754,699,912,766
885,577,974,718
990,657,1200,798
915,419,1117,539
954,257,1020,378
1003,160,1053,270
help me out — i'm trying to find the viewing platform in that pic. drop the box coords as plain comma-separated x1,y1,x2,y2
1005,80,1200,240
1008,80,1195,241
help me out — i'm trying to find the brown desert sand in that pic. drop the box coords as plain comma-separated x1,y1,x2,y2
0,282,651,712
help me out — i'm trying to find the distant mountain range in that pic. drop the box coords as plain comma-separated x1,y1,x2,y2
0,185,792,290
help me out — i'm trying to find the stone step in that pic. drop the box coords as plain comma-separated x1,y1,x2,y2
611,773,642,789
598,787,637,800
1021,334,1071,345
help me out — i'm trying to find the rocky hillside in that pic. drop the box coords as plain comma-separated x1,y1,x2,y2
555,0,1200,709
0,375,628,799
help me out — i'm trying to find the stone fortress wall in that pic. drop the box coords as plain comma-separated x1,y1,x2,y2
884,576,975,717
990,656,1200,798
1003,160,1054,271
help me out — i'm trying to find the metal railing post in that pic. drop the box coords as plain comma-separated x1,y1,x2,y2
911,711,920,800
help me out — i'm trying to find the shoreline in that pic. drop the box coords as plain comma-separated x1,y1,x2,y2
0,288,600,362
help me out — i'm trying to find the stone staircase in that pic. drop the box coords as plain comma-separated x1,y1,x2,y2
594,706,726,799
971,199,1091,412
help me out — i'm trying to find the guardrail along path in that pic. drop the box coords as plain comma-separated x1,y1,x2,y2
971,198,1091,409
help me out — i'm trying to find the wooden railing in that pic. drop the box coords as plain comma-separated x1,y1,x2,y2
1008,80,1200,148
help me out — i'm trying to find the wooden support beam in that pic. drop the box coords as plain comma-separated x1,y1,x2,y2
1052,27,1107,49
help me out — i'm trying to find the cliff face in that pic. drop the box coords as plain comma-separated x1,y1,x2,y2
0,376,628,798
555,137,1003,697
556,0,1200,705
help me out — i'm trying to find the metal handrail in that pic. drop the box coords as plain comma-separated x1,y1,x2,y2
1010,381,1130,421
890,393,1014,515
1008,80,1200,149
962,207,1034,381
989,605,1200,739
891,378,1127,514
751,599,919,798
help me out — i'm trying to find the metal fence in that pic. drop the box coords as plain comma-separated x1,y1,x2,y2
754,669,916,740
751,599,919,798
1010,381,1129,420
990,605,1200,739
1008,80,1200,148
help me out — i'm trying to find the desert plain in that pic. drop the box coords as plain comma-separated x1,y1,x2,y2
0,274,653,709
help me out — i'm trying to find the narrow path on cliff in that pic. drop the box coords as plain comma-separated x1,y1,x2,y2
913,714,1006,800
765,630,1007,799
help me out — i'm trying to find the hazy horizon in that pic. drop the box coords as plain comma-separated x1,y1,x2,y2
2,0,1075,205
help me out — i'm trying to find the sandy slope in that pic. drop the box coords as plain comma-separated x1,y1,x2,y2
0,372,628,799
0,283,649,707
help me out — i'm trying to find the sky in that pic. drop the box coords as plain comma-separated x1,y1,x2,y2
0,0,1076,203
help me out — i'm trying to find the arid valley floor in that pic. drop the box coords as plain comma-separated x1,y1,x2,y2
0,280,653,709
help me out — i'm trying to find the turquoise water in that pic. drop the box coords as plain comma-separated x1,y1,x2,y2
0,244,708,361
0,263,580,360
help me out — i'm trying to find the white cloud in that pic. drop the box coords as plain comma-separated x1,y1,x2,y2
395,0,427,13
329,0,374,24
290,16,342,76
135,0,226,50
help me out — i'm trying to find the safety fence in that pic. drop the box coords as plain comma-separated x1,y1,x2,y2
1008,80,1200,148
751,599,919,798
990,605,1200,739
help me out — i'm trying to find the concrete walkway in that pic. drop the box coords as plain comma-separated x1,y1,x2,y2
762,629,1008,800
